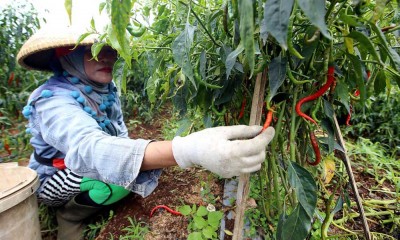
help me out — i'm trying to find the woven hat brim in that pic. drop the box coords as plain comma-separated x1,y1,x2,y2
17,27,97,72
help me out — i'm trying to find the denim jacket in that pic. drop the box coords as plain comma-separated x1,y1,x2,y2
25,75,161,198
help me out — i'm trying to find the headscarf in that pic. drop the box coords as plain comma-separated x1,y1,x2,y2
57,47,116,128
59,46,109,94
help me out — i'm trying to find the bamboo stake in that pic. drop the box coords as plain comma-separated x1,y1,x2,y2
332,114,371,240
232,69,267,239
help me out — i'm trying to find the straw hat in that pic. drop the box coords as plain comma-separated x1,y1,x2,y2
17,26,98,71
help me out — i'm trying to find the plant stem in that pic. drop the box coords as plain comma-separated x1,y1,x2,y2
333,211,394,225
321,185,338,239
269,153,281,216
328,222,358,237
271,102,290,209
289,88,299,162
258,168,270,220
142,46,172,51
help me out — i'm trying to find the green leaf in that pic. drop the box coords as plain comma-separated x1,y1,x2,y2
385,66,400,88
320,118,335,153
347,54,366,105
188,232,203,240
371,0,386,23
178,205,192,216
107,25,125,65
225,43,244,80
374,69,386,94
64,0,72,25
76,32,93,46
175,118,192,137
338,12,361,27
202,226,216,239
261,0,294,49
196,206,208,217
193,216,208,230
172,23,196,89
368,22,400,71
335,80,350,113
91,42,106,61
297,0,330,39
99,2,106,14
172,82,189,116
207,211,223,228
277,204,313,240
152,18,170,34
112,58,128,95
346,31,382,65
90,18,96,31
269,55,287,100
287,161,317,219
322,98,334,119
238,0,255,77
111,0,133,67
192,204,197,213
145,75,158,105
332,196,343,215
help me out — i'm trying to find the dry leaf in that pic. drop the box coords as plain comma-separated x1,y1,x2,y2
323,156,336,184
224,229,233,236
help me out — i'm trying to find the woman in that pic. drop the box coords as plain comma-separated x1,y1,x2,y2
17,26,275,239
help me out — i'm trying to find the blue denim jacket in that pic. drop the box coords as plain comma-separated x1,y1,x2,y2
25,75,161,198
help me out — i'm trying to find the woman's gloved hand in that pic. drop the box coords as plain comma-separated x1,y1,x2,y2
172,125,275,178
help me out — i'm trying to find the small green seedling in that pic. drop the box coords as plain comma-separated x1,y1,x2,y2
178,204,224,240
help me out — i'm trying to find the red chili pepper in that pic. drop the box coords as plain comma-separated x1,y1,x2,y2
4,143,11,155
260,108,274,133
295,65,335,125
237,98,247,120
7,72,14,86
307,131,321,166
346,105,353,126
149,205,182,218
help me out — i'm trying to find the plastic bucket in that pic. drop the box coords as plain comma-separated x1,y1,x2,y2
0,162,41,240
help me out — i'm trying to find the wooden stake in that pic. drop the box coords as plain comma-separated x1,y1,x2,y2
333,114,371,240
232,70,267,239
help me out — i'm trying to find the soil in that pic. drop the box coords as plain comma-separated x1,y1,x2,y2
95,167,226,240
94,112,231,239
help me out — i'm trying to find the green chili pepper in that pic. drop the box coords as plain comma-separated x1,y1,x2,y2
211,104,226,116
287,5,304,59
194,60,222,89
127,24,146,37
287,65,312,85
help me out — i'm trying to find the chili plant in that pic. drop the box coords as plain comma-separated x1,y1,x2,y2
69,0,400,238
0,2,48,162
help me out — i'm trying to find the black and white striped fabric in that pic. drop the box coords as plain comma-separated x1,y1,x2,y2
37,169,83,207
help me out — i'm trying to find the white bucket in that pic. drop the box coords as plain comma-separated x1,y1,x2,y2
0,162,41,240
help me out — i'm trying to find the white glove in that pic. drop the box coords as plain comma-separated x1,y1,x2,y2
172,125,275,178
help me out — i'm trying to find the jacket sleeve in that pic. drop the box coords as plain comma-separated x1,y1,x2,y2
32,94,161,197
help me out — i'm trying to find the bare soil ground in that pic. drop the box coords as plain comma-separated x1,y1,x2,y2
95,112,229,239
